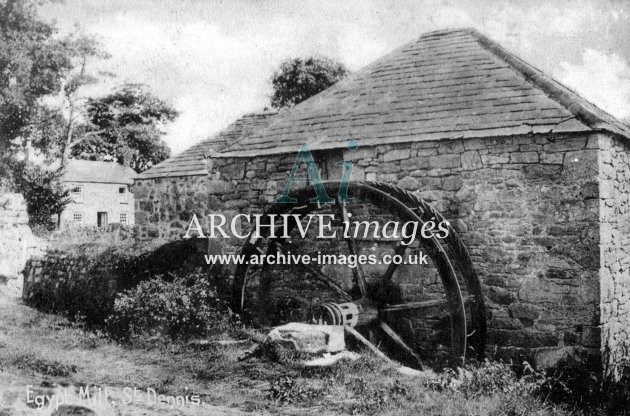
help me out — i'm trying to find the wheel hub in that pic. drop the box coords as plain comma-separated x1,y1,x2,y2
311,298,379,327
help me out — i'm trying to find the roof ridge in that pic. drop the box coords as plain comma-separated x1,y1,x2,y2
189,110,280,155
469,29,630,138
417,27,477,38
137,110,278,178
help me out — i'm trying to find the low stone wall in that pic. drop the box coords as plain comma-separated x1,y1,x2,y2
21,238,212,323
22,252,92,302
134,131,611,368
23,248,129,324
0,193,45,297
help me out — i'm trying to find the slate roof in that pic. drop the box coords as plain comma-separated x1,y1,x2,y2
60,160,135,185
137,112,276,179
219,28,630,157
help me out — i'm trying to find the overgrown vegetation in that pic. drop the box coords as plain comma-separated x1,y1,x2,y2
19,238,630,415
248,340,630,415
13,354,78,377
106,274,238,340
536,352,630,415
253,354,572,415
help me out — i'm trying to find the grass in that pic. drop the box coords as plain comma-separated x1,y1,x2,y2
0,294,574,415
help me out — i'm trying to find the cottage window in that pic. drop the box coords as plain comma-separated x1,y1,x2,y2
120,212,128,224
73,212,83,223
119,187,126,194
71,185,83,197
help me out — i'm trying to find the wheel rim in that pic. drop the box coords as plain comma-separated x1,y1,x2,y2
231,181,486,366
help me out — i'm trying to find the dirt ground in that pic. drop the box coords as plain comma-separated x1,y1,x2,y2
0,288,404,416
0,289,276,416
0,288,572,416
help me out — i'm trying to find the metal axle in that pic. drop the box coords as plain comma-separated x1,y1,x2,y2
311,299,378,327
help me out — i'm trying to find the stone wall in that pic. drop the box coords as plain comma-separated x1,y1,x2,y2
21,239,212,323
22,249,117,322
598,133,630,376
22,252,92,301
134,131,607,366
0,193,45,297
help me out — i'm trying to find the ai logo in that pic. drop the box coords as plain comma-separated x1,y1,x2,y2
275,140,359,203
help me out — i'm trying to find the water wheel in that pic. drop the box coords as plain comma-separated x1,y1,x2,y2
231,181,486,367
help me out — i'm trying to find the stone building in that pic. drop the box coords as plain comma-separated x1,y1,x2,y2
135,111,275,238
60,160,136,228
134,29,630,371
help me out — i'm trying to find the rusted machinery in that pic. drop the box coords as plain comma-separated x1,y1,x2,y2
231,181,486,367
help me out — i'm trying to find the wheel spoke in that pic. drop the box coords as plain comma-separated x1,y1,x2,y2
380,299,446,313
337,201,368,298
382,243,408,281
381,296,472,313
344,326,393,364
274,239,351,301
379,321,424,368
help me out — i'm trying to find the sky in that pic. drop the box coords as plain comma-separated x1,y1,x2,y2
41,0,630,155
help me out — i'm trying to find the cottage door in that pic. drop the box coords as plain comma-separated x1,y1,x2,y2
97,212,108,227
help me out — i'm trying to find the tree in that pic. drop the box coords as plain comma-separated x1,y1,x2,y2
11,160,70,230
71,84,178,172
0,0,75,152
19,33,111,166
0,0,111,229
270,57,349,109
56,33,110,168
0,0,73,228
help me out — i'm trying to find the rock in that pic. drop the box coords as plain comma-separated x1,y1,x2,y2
51,405,96,416
442,176,463,191
207,180,233,195
397,366,436,378
510,152,539,164
397,176,420,190
303,351,360,366
383,149,410,162
481,154,509,165
509,303,540,321
461,151,482,170
267,323,345,353
429,154,461,169
533,347,580,370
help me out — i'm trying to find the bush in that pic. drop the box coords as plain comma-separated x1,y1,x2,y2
106,273,238,340
11,161,70,230
537,352,630,415
425,354,630,415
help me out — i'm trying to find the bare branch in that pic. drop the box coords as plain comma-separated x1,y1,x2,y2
67,129,107,147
